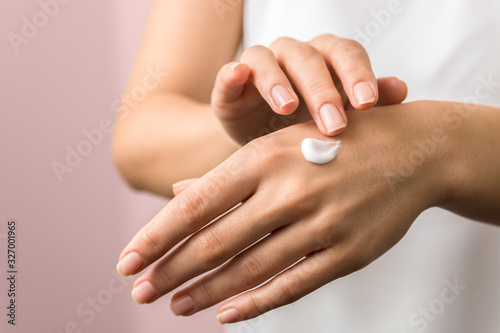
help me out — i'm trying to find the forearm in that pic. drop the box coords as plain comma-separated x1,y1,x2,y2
112,92,238,197
439,102,500,223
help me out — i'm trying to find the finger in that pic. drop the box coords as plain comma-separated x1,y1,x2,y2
131,191,296,305
270,37,347,136
212,62,259,121
169,219,319,316
239,45,299,115
172,178,199,196
310,34,378,111
116,151,259,278
212,62,251,106
216,245,356,324
375,77,408,106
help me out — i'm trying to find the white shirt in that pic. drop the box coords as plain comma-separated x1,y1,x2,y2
227,1,500,332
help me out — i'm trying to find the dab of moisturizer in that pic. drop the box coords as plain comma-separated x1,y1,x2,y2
301,138,341,164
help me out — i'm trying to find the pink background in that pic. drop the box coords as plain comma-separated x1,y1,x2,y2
0,1,222,332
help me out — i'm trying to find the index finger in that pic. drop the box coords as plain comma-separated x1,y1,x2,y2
309,34,378,110
116,149,259,277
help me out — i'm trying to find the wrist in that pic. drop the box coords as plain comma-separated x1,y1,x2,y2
427,101,470,207
437,102,500,220
393,101,464,209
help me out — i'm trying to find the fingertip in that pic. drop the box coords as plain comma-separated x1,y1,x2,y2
276,99,299,115
229,62,241,72
398,79,409,100
217,307,242,324
353,101,377,111
375,76,409,106
230,62,249,73
270,84,299,115
317,103,347,135
227,62,250,85
116,262,126,277
131,280,158,305
116,252,145,277
170,294,196,316
351,81,377,110
321,124,347,136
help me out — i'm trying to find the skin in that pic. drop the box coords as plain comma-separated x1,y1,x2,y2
118,101,500,324
212,34,380,144
112,0,500,326
112,0,243,197
111,0,403,197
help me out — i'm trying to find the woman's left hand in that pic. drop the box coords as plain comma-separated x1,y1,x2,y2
116,101,454,324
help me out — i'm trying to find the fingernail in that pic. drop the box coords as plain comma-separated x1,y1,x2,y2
217,307,242,324
172,179,194,188
353,82,376,105
131,281,158,304
116,252,144,277
171,295,195,316
271,85,295,110
230,62,241,72
319,104,346,134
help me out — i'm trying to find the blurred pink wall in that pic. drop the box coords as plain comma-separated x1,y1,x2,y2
0,1,223,332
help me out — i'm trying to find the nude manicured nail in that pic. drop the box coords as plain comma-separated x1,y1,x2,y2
131,281,158,304
217,308,241,324
171,295,195,316
271,85,295,110
319,104,346,134
116,252,144,277
353,82,376,105
172,179,194,188
230,63,242,72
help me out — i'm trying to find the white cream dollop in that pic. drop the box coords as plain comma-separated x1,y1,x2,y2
301,138,341,164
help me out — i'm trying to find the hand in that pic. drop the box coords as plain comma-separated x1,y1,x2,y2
116,102,454,324
211,34,407,144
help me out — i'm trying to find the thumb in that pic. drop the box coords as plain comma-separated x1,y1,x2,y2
211,62,251,119
375,77,408,106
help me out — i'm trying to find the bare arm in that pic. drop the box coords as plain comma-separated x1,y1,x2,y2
439,102,500,223
112,0,242,197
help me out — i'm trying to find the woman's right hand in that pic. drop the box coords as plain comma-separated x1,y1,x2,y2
211,34,407,144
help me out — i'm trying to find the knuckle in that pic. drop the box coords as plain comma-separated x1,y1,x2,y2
238,254,266,286
254,136,288,167
198,282,218,305
241,44,270,61
153,263,176,289
245,294,268,319
196,229,226,265
231,140,262,170
276,273,304,303
344,67,373,80
312,226,338,249
307,81,335,98
274,178,311,210
335,38,365,57
176,189,208,224
311,33,337,44
334,51,373,78
269,36,295,49
335,240,371,274
287,43,321,62
320,215,348,242
140,228,162,255
348,237,375,270
255,67,278,85
246,136,279,163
